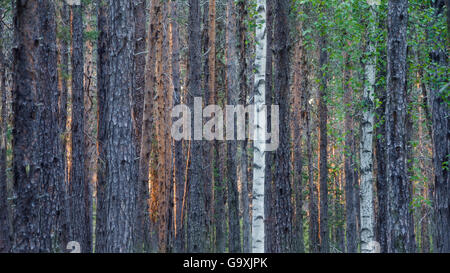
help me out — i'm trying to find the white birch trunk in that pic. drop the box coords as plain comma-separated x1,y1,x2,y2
360,3,377,253
252,0,267,254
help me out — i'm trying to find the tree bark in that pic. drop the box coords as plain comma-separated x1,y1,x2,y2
0,6,11,253
187,0,207,253
318,31,329,254
68,2,91,253
226,0,241,253
430,0,450,254
12,0,64,252
170,0,186,254
95,0,137,253
360,3,377,253
386,0,413,253
133,0,146,156
252,0,267,254
273,0,292,253
343,50,357,254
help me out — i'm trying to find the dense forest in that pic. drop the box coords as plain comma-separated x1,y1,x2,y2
0,0,448,253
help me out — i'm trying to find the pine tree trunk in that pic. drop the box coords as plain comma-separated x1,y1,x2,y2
386,0,413,253
375,20,388,252
343,51,357,253
273,0,292,253
170,0,186,253
237,0,251,254
430,0,450,254
264,0,275,253
68,2,91,253
291,22,307,253
187,0,207,253
12,0,64,252
133,0,146,156
226,0,241,253
318,33,329,254
0,6,11,253
95,0,137,253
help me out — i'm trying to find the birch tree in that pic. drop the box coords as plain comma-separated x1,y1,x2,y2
252,0,267,254
360,1,377,253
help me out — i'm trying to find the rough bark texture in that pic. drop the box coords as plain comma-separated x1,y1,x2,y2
12,0,64,252
318,33,329,254
252,0,267,254
95,0,137,253
430,0,450,254
187,0,207,253
133,0,146,156
375,18,388,253
273,0,292,253
237,0,251,254
68,2,91,253
291,22,307,253
0,6,11,253
170,0,186,253
226,0,241,253
386,0,413,253
264,0,275,253
153,2,173,252
136,0,160,253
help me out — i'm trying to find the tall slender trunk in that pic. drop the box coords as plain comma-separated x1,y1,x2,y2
343,50,357,253
252,0,267,254
187,0,207,253
430,0,450,254
0,6,11,253
386,0,412,253
318,33,329,254
360,3,377,253
226,0,241,253
136,0,161,253
133,0,146,156
273,0,292,253
95,0,137,253
291,22,307,253
238,0,251,253
68,2,91,253
171,0,186,253
375,17,388,253
264,0,275,253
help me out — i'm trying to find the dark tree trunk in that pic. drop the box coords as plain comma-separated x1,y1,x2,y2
386,0,413,253
264,0,276,253
273,0,292,253
318,32,329,254
375,49,388,254
291,21,307,253
343,53,357,253
68,2,91,253
171,0,186,254
237,0,251,253
226,0,241,253
0,6,11,253
95,0,137,253
12,0,64,252
56,2,70,249
430,0,450,254
187,0,207,253
133,0,146,156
